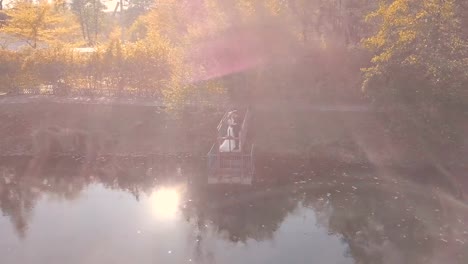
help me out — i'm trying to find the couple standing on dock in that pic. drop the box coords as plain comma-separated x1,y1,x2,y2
219,110,241,152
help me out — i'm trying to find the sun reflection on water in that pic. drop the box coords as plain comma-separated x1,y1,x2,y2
149,187,181,220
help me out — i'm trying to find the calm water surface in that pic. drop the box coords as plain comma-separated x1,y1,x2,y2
1,157,467,264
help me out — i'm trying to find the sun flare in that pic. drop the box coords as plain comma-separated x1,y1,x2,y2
149,188,181,220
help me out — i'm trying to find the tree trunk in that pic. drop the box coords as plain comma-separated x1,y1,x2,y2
93,0,98,43
85,20,91,45
78,9,87,41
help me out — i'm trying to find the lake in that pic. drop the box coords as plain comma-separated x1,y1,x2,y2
1,157,467,264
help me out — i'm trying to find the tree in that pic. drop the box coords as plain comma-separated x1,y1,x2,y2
0,10,8,28
2,0,79,48
0,50,23,93
71,0,106,45
458,0,468,39
362,0,468,172
289,0,318,44
124,0,154,27
363,0,468,105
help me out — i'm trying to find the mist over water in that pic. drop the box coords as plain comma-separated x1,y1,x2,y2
1,1,467,263
1,155,467,264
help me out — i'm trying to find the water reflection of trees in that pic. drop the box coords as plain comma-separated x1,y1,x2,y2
183,163,467,263
1,157,467,263
299,171,468,264
0,164,37,238
1,156,301,244
0,156,190,237
183,184,299,243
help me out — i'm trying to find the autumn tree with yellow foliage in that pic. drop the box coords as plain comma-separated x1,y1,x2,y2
2,0,80,48
363,0,468,104
363,0,468,163
0,0,465,110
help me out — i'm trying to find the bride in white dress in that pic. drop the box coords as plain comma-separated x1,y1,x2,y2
219,117,237,152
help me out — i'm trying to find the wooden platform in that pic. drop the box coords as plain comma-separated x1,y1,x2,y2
207,108,254,185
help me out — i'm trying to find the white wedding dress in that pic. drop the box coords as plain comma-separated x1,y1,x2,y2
219,125,237,152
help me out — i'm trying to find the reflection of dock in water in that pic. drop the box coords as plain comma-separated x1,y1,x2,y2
207,108,254,185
